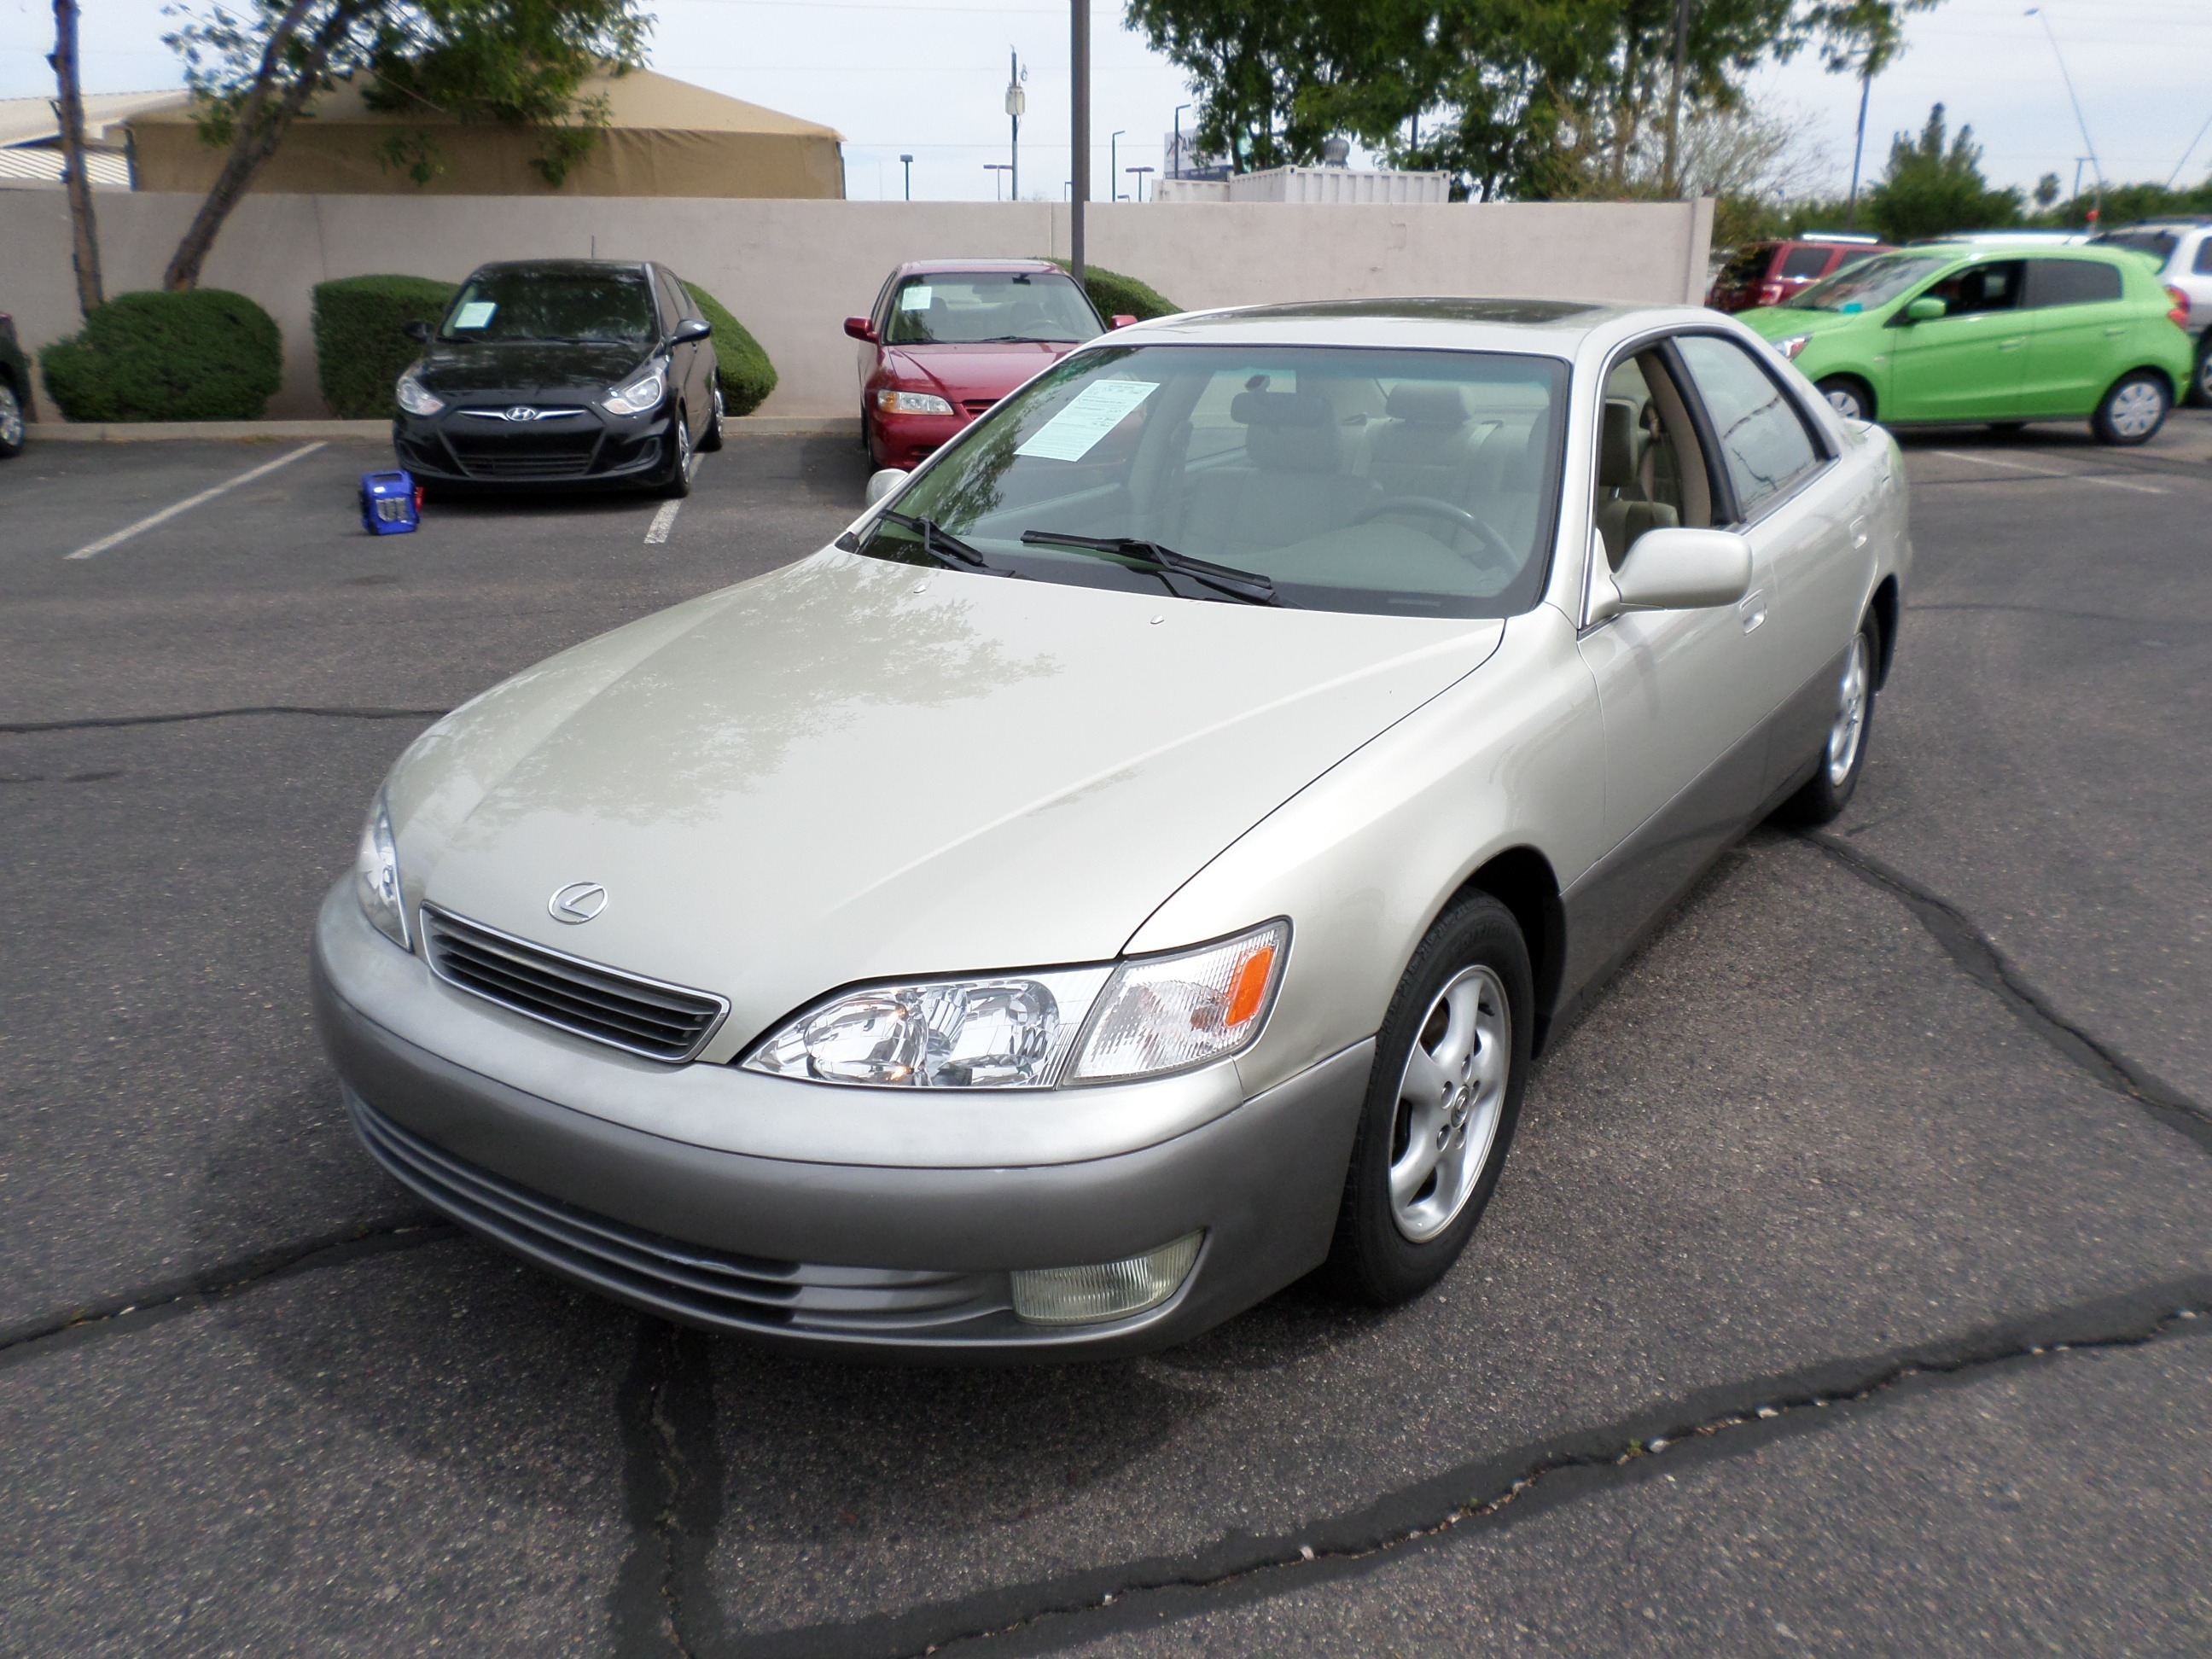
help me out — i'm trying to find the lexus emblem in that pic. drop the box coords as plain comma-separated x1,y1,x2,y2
549,882,608,923
506,405,540,422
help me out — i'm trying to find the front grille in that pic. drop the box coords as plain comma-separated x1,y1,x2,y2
420,905,726,1062
960,398,998,416
445,428,602,480
347,1091,1010,1335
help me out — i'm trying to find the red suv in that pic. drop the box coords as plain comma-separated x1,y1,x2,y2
1708,234,1893,312
847,259,1124,469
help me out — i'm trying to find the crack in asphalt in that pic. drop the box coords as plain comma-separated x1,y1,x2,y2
696,1279,2212,1658
0,705,452,734
613,1319,734,1658
1801,831,2212,1155
0,1219,458,1372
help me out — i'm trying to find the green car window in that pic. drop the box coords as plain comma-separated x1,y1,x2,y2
1784,253,1947,312
1674,335,1821,518
1926,260,2025,315
2025,259,2124,308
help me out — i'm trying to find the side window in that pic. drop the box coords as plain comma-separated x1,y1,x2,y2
1673,335,1822,521
1778,245,1831,280
1926,259,2026,315
2195,238,2212,277
667,271,702,323
870,271,900,333
649,270,683,335
2027,259,2123,308
1592,351,1710,568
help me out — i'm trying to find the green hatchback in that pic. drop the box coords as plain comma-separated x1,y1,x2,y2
1738,242,2193,445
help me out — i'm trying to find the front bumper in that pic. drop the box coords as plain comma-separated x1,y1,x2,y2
866,405,974,469
312,887,1369,1359
393,406,670,486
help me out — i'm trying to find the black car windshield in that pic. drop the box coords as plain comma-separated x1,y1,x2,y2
856,344,1569,619
1784,252,1948,311
883,271,1104,345
441,269,656,344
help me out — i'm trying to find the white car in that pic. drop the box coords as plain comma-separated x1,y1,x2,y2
314,297,1910,1357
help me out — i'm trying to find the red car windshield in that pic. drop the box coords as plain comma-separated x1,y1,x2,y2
885,272,1103,346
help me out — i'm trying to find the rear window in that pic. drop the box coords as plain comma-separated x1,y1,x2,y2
2197,239,2212,276
2028,259,2125,308
1719,244,1776,285
1778,245,1832,280
2094,230,2179,265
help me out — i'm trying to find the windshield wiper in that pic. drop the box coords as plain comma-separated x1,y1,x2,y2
876,510,1018,576
1018,530,1280,606
969,334,1080,344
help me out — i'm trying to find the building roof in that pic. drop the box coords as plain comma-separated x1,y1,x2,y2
0,90,189,151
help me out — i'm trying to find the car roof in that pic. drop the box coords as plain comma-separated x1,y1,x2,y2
894,258,1068,277
1910,240,2128,261
1110,296,1696,357
467,259,653,277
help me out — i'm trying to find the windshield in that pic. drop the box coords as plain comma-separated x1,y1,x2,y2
1784,252,1948,312
884,271,1104,345
855,344,1569,619
441,270,656,344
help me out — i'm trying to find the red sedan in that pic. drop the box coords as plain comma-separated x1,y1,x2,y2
846,259,1125,469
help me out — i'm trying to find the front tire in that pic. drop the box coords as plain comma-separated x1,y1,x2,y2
696,381,725,452
1776,612,1878,827
655,405,695,498
2093,371,2168,446
2188,341,2212,410
0,382,25,458
1325,895,1531,1306
1816,375,1874,423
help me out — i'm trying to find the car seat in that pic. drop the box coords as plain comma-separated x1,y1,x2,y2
1174,391,1377,560
1596,399,1679,568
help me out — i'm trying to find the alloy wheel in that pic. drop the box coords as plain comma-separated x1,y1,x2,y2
1823,384,1865,422
0,385,22,452
2106,380,2164,439
1388,965,1511,1243
1826,630,1871,787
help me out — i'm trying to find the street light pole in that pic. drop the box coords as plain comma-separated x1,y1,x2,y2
985,162,1010,201
1127,164,1152,203
1070,0,1088,283
1172,102,1190,178
1110,129,1125,199
899,153,913,201
1005,49,1026,201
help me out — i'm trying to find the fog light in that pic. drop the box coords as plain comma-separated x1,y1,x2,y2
1010,1231,1203,1325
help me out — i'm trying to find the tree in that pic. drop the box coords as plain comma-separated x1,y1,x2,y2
159,0,649,291
2033,172,2060,209
1860,103,2021,242
49,0,103,315
1801,0,1941,225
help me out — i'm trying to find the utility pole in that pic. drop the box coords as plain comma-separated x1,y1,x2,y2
1005,50,1025,201
48,0,102,315
1070,0,1088,283
1662,0,1692,196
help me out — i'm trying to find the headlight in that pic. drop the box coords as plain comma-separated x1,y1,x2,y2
742,920,1288,1090
394,371,443,416
603,365,667,416
1773,335,1812,361
874,387,955,416
354,793,408,950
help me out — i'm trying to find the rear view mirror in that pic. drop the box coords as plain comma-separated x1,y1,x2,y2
1605,527,1752,614
844,317,879,342
1905,296,1947,323
673,317,713,342
1111,314,1138,329
864,468,908,509
402,319,432,343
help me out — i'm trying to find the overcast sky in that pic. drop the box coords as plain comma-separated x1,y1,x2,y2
3,0,2204,204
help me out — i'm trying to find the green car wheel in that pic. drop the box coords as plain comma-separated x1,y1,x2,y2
2093,372,2168,446
1815,376,1874,422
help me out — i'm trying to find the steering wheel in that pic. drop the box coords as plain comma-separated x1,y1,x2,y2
1353,496,1519,569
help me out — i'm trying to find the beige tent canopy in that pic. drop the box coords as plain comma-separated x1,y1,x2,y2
126,70,844,198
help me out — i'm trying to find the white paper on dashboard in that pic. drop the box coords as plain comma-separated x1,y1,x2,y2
899,286,934,311
451,300,498,329
1014,380,1158,462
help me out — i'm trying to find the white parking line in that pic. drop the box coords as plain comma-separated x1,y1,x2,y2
65,442,329,561
644,500,682,544
1928,447,2167,495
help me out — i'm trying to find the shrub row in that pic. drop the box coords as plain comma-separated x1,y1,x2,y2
41,290,282,422
312,275,457,419
1051,261,1180,323
683,283,778,416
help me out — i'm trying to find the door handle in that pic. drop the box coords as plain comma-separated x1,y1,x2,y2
1998,339,2023,352
2104,326,2127,337
1738,588,1768,633
1849,515,1869,550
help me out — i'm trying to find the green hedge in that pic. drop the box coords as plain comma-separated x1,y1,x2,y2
41,290,282,422
312,274,456,418
684,283,777,416
1051,260,1179,322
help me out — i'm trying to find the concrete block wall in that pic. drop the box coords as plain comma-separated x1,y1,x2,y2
0,193,1714,421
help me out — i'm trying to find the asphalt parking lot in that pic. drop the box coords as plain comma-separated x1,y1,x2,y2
3,411,2210,1656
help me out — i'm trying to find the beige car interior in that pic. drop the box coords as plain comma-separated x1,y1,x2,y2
1596,350,1714,569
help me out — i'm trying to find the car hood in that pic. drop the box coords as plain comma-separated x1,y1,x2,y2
879,341,1081,402
1738,306,1872,340
388,550,1502,1053
413,340,652,399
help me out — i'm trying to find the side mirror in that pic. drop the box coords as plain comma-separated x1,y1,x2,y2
864,467,908,509
673,317,713,342
844,316,879,342
1604,527,1752,615
1110,313,1138,329
402,319,432,343
1904,296,1947,323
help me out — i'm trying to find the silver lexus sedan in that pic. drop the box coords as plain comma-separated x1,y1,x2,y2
315,297,1908,1358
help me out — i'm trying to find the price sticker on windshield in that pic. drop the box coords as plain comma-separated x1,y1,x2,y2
451,300,498,329
1015,379,1157,462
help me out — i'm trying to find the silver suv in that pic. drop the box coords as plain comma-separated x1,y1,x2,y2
2093,218,2212,405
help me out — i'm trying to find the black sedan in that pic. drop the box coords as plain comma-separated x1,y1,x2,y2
393,259,720,495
